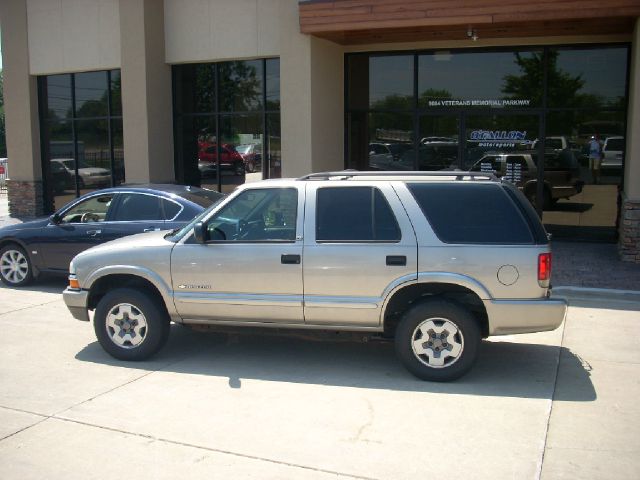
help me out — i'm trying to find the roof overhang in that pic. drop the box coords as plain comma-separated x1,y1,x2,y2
299,0,640,45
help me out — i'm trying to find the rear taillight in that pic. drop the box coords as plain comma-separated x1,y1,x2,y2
538,252,551,287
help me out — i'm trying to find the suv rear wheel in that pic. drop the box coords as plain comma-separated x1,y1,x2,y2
395,300,480,381
94,288,170,361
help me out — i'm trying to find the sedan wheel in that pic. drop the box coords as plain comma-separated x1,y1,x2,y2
0,245,33,287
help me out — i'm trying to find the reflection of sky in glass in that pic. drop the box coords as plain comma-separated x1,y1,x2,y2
266,58,280,109
75,71,108,115
419,51,542,101
369,55,413,105
47,74,72,119
553,48,627,104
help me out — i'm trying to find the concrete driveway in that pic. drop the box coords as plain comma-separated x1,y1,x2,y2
0,279,639,479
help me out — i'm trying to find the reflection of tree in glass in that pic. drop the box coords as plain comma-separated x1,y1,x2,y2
219,61,262,112
503,51,606,109
419,88,453,105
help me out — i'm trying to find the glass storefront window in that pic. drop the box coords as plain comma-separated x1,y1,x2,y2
548,47,628,109
346,45,629,242
74,71,109,118
219,60,264,112
39,70,124,212
369,55,413,110
46,75,72,120
110,70,122,116
266,58,280,111
419,50,543,108
367,113,414,170
173,58,280,192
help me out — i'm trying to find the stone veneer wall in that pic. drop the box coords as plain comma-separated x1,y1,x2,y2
619,196,640,263
6,180,44,217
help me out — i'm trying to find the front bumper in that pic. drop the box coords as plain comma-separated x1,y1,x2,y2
485,297,567,335
63,287,90,321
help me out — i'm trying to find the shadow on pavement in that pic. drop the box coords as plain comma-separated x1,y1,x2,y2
0,276,67,294
557,295,640,312
76,325,595,401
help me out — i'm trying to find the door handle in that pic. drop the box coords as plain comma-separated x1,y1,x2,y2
87,229,102,237
143,227,159,232
281,254,301,265
386,255,406,266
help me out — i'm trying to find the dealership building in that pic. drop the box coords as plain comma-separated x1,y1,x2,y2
1,0,640,260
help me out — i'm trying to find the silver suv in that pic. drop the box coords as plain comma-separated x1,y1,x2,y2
64,172,566,381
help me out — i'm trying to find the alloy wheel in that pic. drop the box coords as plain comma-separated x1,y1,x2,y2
105,303,149,349
410,318,464,368
0,249,29,284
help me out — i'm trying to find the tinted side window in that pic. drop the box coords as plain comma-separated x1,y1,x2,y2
114,194,162,221
162,199,182,220
316,187,400,242
407,183,533,244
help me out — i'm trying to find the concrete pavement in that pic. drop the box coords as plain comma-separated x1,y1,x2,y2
0,279,638,479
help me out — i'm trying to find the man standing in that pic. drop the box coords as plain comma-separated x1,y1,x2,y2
588,135,603,184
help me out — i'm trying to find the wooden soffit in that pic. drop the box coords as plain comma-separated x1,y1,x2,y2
299,0,640,45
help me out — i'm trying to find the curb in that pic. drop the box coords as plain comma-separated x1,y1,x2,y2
552,286,640,303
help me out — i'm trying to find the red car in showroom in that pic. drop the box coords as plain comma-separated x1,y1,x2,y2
198,142,245,177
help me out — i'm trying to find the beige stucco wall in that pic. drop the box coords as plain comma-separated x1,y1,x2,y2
164,0,280,63
278,1,345,177
27,0,120,75
0,0,41,181
625,18,640,200
119,0,174,183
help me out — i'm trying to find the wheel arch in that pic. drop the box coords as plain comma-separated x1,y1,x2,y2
86,270,176,318
381,278,490,339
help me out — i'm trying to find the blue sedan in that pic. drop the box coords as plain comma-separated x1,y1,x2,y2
0,184,225,287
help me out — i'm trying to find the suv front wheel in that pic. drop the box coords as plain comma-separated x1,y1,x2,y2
94,288,170,361
395,300,481,382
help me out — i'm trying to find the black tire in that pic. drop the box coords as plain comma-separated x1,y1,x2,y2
0,244,34,287
94,288,170,361
394,299,481,382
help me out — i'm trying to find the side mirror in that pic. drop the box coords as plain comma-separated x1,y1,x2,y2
193,221,207,243
50,213,62,224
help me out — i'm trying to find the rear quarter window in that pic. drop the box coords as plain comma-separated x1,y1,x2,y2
407,183,534,244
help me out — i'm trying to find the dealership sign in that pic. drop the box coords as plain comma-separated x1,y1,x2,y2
469,129,532,148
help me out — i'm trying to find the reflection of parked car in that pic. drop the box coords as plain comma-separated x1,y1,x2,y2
51,159,111,188
602,136,624,170
471,153,583,209
368,142,412,169
0,185,225,287
198,143,245,176
50,159,74,193
397,143,458,171
235,144,262,173
421,136,456,144
64,171,566,382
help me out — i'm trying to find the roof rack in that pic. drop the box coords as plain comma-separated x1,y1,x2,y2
297,170,499,182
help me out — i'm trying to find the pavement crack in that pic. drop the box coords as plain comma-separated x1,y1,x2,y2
0,405,49,442
535,316,569,480
0,298,61,317
40,415,380,480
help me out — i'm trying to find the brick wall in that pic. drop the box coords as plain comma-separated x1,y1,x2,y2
6,180,44,217
619,196,640,263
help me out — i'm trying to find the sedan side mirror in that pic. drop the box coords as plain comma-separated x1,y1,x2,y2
193,221,207,243
50,213,62,224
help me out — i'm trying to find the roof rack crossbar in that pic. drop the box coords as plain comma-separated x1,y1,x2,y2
297,170,499,182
